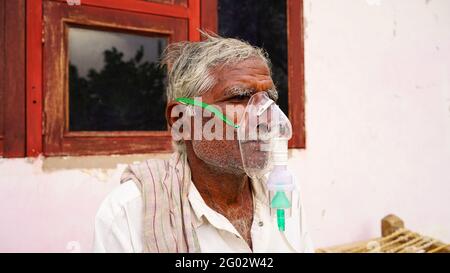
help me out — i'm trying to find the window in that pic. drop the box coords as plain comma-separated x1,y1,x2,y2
217,0,305,148
4,0,303,157
219,0,288,115
38,0,194,156
67,27,168,132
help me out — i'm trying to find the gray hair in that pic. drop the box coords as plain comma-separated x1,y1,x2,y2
161,32,273,151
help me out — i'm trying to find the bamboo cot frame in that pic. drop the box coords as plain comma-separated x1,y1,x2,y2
316,214,450,253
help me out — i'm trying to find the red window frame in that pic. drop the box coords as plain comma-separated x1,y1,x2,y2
0,0,4,157
1,0,26,158
27,0,203,156
287,0,306,148
42,0,192,156
21,0,304,157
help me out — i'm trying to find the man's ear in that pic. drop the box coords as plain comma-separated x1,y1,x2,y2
166,101,183,128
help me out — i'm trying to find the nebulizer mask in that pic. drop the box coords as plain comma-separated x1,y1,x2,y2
176,92,294,232
236,92,294,232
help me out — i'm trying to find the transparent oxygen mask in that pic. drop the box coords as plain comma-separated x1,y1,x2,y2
237,92,294,231
236,92,292,178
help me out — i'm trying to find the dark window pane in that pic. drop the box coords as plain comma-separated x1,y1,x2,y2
68,27,168,131
218,0,288,115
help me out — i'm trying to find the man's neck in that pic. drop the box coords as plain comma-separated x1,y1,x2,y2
184,143,252,209
184,143,255,248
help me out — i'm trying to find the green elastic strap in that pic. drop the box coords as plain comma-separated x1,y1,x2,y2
175,97,239,128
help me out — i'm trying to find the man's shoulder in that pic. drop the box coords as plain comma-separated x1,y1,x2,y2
102,154,178,210
95,180,143,224
135,154,179,168
123,154,179,182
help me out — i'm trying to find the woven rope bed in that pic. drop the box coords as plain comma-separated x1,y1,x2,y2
316,214,450,253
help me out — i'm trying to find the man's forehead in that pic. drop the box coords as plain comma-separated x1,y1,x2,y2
217,64,273,88
200,58,274,101
218,57,271,75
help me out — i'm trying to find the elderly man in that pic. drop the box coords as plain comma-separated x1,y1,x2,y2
93,34,313,253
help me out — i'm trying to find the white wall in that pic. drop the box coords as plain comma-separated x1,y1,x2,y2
301,0,450,247
0,0,449,252
0,156,123,252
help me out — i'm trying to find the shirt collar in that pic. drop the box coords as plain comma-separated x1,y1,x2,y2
187,175,269,231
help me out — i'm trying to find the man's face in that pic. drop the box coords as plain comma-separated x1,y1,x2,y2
190,58,276,174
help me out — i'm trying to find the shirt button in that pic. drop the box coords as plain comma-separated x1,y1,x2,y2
258,221,264,227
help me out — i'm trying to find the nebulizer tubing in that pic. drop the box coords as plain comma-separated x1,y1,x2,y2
175,94,296,237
